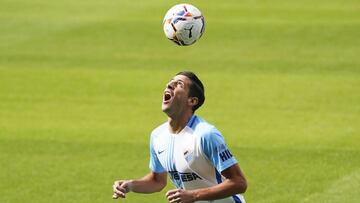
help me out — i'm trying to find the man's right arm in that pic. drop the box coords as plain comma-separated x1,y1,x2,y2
113,171,167,198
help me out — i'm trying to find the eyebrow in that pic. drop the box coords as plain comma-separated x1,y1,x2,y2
170,79,185,83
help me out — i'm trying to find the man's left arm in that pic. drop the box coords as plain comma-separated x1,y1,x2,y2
166,164,247,203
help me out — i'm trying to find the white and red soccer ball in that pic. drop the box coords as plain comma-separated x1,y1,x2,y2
163,4,205,46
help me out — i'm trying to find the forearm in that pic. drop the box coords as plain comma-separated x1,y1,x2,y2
192,178,246,201
129,172,167,193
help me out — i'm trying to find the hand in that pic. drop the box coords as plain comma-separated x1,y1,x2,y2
166,189,196,203
112,180,132,199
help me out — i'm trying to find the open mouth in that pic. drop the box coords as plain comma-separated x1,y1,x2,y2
163,91,173,103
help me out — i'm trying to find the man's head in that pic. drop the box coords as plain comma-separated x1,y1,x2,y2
162,71,205,116
176,71,205,111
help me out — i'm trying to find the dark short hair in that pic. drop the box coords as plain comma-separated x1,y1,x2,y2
176,71,205,112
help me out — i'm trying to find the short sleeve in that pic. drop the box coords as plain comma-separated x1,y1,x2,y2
200,128,238,172
149,134,166,173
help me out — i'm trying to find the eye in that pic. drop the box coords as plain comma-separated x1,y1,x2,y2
177,81,184,88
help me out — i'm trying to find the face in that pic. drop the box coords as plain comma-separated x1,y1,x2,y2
162,75,194,116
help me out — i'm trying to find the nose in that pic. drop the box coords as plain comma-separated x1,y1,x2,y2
167,81,176,90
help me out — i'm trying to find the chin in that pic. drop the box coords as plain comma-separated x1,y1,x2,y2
162,105,169,113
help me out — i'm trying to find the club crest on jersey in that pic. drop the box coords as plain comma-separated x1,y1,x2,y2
184,150,193,162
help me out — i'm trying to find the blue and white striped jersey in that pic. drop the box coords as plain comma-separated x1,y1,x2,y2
149,115,245,203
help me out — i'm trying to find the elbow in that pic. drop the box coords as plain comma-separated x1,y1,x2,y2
151,172,167,193
240,181,248,193
153,185,166,192
236,178,247,194
154,180,167,192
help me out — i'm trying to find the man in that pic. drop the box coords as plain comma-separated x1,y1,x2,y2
113,71,247,203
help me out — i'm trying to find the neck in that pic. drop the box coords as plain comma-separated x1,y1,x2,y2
167,111,193,134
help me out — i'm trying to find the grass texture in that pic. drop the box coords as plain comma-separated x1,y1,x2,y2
0,0,359,202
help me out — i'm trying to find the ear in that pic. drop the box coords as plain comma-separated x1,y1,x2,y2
188,97,199,108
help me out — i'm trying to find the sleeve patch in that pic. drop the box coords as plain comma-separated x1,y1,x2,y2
219,149,233,162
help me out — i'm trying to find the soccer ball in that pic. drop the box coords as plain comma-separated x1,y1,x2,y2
163,4,205,46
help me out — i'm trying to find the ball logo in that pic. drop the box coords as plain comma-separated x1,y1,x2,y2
184,25,194,38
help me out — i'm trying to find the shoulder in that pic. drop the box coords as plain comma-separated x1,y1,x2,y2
191,116,223,140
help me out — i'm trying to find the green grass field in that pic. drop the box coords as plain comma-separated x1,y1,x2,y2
1,0,360,202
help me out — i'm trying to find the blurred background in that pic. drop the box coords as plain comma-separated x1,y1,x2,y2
0,0,359,202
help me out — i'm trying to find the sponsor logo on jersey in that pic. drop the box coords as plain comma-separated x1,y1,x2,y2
158,149,166,154
169,171,202,182
219,149,233,162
